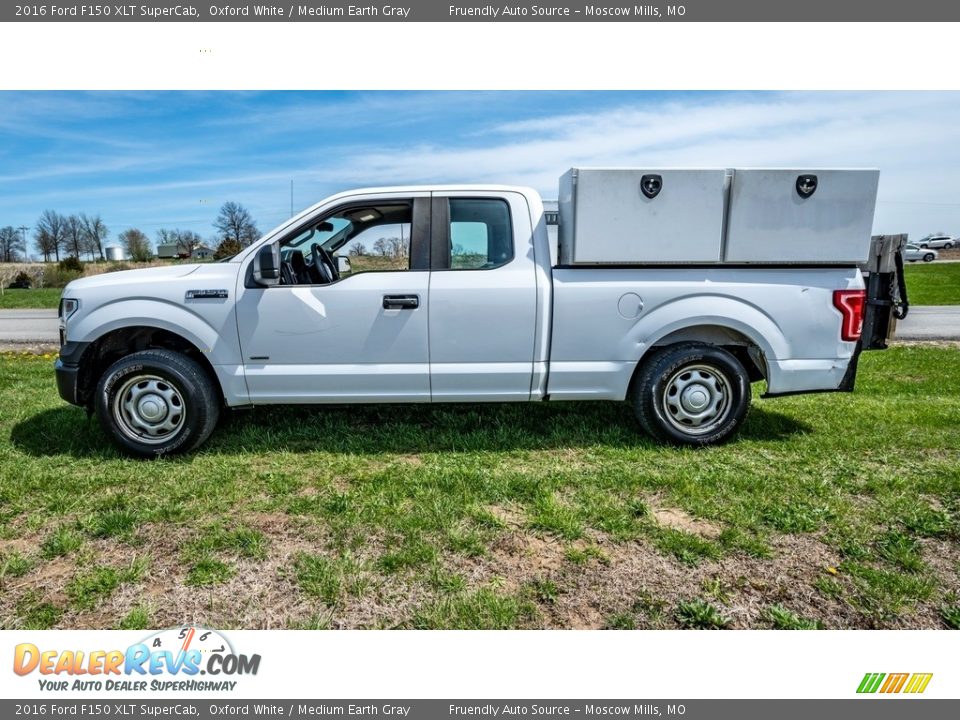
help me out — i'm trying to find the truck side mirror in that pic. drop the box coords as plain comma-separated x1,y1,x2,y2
253,243,281,286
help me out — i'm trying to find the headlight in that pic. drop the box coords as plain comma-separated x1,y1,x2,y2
59,298,79,346
59,298,79,319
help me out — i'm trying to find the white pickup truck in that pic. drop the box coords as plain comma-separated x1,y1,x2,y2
54,168,906,457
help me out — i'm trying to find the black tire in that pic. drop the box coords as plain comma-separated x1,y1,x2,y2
945,242,955,249
631,343,751,447
95,349,220,458
924,253,935,263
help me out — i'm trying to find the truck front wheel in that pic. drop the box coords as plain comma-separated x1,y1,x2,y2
95,349,220,458
632,343,750,446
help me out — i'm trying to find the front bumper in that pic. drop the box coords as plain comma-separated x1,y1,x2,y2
54,341,90,407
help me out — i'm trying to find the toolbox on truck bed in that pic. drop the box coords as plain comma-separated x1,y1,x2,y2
557,167,880,266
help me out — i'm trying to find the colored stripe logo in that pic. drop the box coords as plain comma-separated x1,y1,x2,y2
857,672,933,694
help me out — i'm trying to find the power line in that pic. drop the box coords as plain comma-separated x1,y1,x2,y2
877,199,960,207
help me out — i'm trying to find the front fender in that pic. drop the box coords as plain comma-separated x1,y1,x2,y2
68,298,241,366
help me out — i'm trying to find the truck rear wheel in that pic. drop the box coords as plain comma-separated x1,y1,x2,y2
632,343,750,446
95,349,220,458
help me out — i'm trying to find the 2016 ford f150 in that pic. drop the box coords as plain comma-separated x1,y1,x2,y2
54,168,907,457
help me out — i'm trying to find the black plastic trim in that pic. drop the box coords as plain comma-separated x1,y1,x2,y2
410,197,431,271
554,263,862,271
57,340,89,366
54,357,82,406
430,196,450,270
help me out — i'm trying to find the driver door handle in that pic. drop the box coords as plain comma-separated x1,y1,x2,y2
383,294,419,310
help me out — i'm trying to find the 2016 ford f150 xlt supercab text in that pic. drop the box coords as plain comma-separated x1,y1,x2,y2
54,168,907,457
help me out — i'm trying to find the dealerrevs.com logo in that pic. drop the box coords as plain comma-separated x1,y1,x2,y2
13,627,260,692
857,672,933,694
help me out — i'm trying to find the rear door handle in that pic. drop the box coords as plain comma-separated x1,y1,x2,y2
382,294,419,310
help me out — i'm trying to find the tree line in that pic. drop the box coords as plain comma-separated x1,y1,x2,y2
0,202,260,264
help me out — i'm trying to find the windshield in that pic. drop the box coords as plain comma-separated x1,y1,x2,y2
283,217,352,251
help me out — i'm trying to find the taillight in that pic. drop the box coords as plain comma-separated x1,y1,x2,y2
833,289,866,342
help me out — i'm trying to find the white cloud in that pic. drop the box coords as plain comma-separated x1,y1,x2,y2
322,92,960,237
5,92,959,240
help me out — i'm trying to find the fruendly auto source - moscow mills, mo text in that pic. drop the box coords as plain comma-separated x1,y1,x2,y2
13,3,684,19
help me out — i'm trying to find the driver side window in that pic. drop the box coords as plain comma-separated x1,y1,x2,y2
278,201,415,285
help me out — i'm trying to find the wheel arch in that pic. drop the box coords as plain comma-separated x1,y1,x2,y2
72,325,223,408
622,296,790,399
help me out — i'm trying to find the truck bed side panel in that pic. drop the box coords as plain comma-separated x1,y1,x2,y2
547,267,864,400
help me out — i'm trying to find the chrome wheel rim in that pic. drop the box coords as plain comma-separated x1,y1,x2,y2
661,364,731,436
112,374,186,445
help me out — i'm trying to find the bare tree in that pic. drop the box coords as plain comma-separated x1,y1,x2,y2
385,236,408,258
118,228,153,262
63,214,87,259
155,228,202,258
370,236,407,258
80,213,108,261
35,229,56,262
36,210,66,262
347,242,367,257
155,228,176,248
214,202,259,248
175,230,203,258
0,226,25,262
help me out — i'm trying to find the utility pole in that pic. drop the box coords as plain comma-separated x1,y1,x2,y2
18,226,29,262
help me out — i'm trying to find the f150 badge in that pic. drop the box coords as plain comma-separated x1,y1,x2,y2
186,289,229,300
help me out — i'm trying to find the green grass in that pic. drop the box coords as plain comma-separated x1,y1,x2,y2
293,553,344,604
116,604,152,630
762,604,823,630
903,262,960,305
676,599,731,629
186,558,234,587
412,588,537,629
0,288,61,309
65,559,146,611
942,605,960,629
15,592,63,629
0,263,948,310
41,526,84,559
0,345,958,629
1,551,34,580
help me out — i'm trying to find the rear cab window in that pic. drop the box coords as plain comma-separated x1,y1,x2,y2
448,198,513,270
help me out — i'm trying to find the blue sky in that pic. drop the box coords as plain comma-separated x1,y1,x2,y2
2,90,959,255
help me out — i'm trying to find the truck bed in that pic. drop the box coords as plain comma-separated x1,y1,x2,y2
546,265,864,400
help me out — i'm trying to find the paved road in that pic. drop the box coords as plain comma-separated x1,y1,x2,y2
895,306,960,340
0,306,958,345
0,309,58,343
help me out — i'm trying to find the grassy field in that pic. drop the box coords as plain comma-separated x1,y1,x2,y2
0,346,958,630
903,262,960,305
2,261,958,310
0,288,62,310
